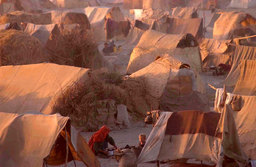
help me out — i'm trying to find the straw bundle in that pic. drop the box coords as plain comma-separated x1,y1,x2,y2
53,70,153,131
0,30,47,66
48,28,104,69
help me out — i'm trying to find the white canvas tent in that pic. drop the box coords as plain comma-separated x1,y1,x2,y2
228,0,256,8
129,55,208,111
70,6,124,42
127,30,202,74
50,0,99,8
0,63,89,114
0,63,100,167
137,110,248,166
0,112,69,167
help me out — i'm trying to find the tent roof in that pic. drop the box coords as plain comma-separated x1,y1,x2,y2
0,112,69,167
213,12,249,40
0,63,89,114
225,45,256,88
127,30,200,74
24,23,59,45
233,60,256,95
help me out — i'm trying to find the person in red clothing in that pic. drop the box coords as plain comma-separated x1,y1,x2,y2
89,125,117,157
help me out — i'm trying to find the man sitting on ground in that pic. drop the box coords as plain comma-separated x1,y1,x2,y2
89,125,117,157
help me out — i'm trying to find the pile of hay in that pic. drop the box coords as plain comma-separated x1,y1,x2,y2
48,28,104,69
0,30,47,66
53,70,153,131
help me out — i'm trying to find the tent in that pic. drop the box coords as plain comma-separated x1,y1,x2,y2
0,11,52,25
0,63,100,167
199,38,232,68
214,60,256,159
0,0,56,13
24,23,61,49
50,0,99,8
0,30,47,66
142,0,170,10
129,55,208,111
171,7,198,19
225,45,256,87
137,110,248,166
215,60,256,159
228,0,256,8
72,6,125,41
152,17,203,39
126,30,201,74
213,12,256,40
123,0,143,9
0,63,89,114
50,11,91,28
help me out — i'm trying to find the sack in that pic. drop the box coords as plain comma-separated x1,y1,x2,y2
231,95,242,111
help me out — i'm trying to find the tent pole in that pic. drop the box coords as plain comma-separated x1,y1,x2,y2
157,160,160,167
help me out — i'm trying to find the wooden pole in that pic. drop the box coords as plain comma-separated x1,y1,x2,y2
157,160,160,167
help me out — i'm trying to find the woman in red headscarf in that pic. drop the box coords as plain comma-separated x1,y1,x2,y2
89,125,117,156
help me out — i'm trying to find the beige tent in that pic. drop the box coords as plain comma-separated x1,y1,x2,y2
126,30,201,74
50,11,90,28
129,55,207,111
137,110,248,166
199,38,232,68
75,6,125,41
123,0,143,9
50,0,99,8
228,0,256,8
213,12,256,40
24,23,60,46
172,7,198,19
0,11,52,25
152,17,203,39
0,63,89,114
225,45,256,87
0,63,100,167
0,0,56,14
0,112,69,167
215,60,256,159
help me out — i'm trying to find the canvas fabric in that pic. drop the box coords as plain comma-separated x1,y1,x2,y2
233,60,256,95
228,0,256,8
213,12,246,40
24,23,59,45
127,30,202,74
215,88,256,159
200,38,231,67
172,7,197,19
83,6,124,41
138,111,221,164
0,63,89,114
153,17,203,38
138,110,248,165
225,46,256,87
0,112,69,167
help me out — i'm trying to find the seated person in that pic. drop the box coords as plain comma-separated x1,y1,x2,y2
89,125,117,157
134,134,146,157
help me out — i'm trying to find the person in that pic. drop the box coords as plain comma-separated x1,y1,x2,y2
134,134,146,157
88,125,117,157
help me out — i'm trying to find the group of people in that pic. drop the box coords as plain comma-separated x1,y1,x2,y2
88,125,146,159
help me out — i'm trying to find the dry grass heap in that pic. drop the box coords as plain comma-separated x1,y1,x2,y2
53,70,153,131
48,28,104,69
0,30,47,66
